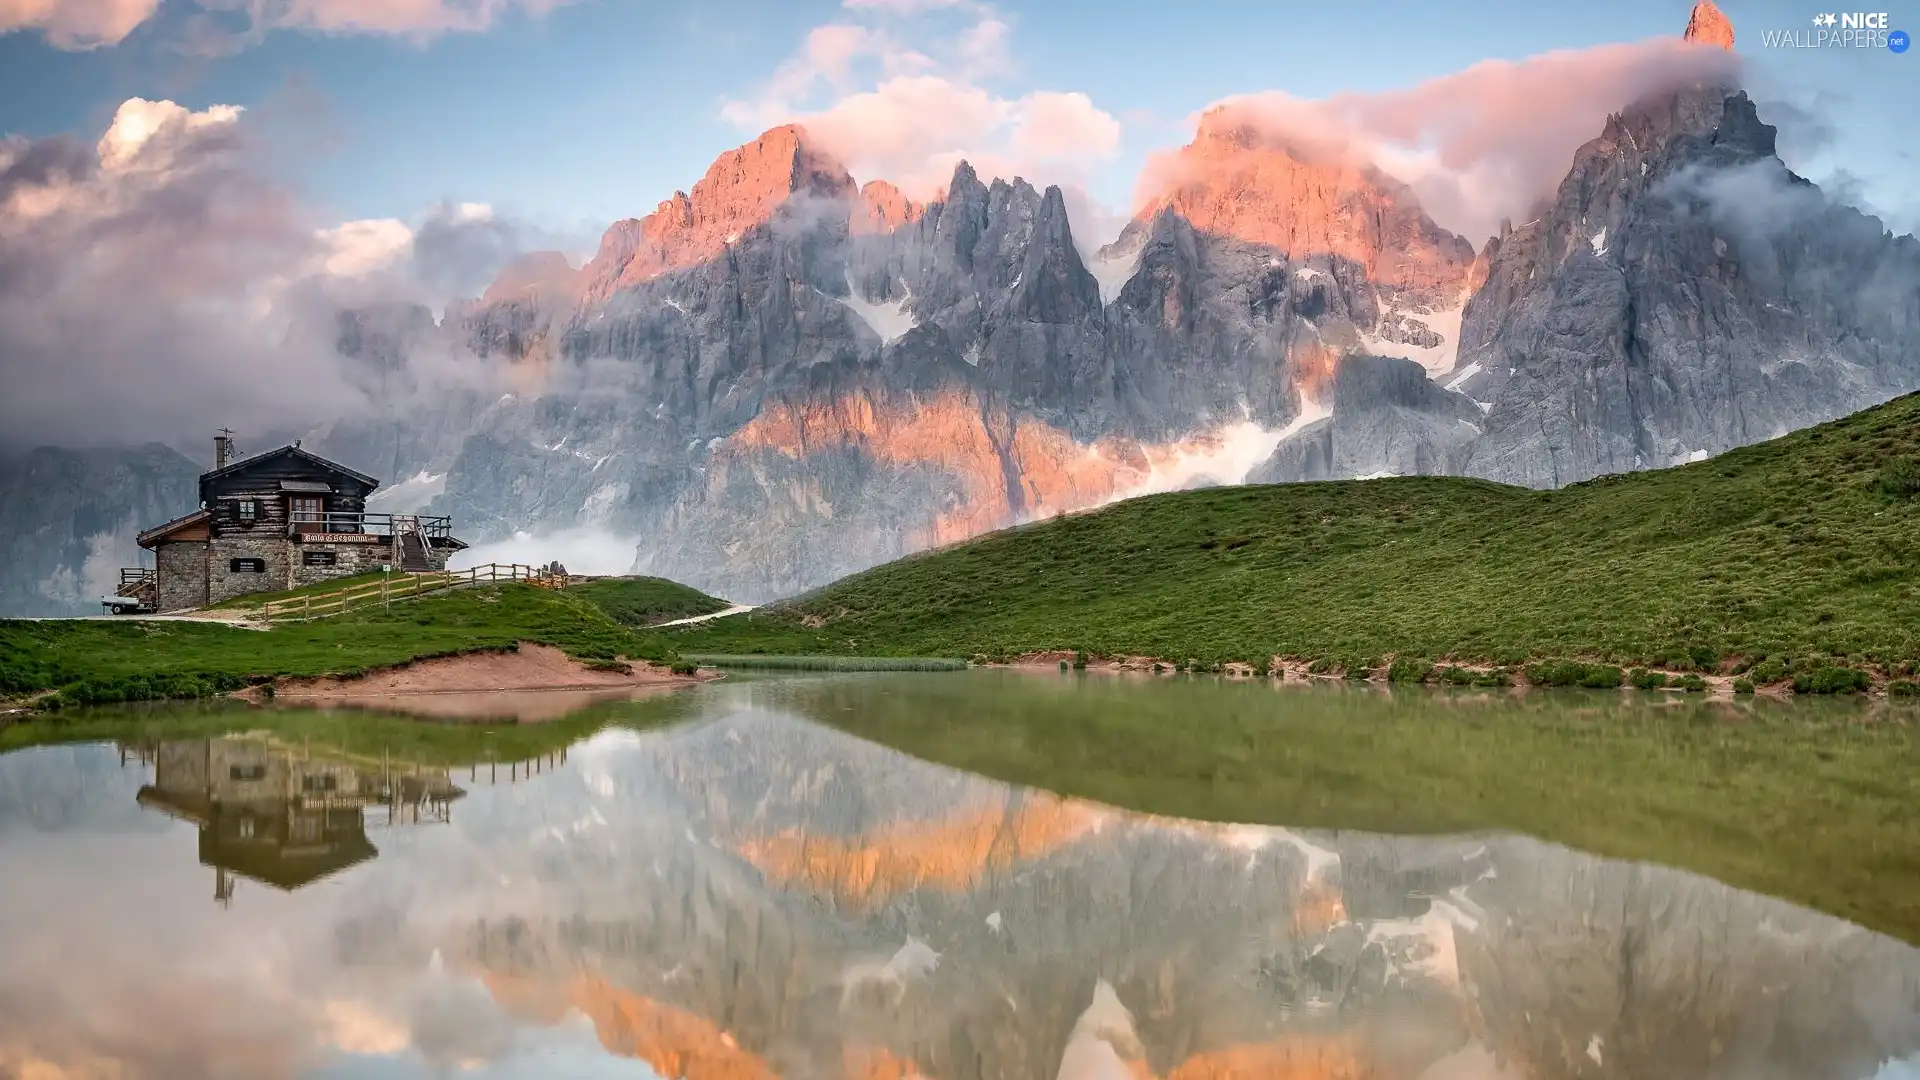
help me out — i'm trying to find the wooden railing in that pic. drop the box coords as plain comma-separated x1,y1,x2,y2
286,511,454,539
259,563,568,621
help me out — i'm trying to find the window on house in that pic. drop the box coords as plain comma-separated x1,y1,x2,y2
236,816,256,839
229,763,267,781
236,499,258,524
301,773,338,793
229,558,266,573
303,550,338,568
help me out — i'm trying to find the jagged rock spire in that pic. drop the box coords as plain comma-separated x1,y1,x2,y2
1683,0,1735,49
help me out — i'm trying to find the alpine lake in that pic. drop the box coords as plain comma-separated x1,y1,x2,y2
2,670,1918,1080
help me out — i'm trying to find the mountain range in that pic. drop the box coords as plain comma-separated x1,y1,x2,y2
4,1,1918,613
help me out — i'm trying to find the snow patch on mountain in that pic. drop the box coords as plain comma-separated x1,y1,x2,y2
834,272,917,345
1102,419,1299,506
1361,298,1467,377
365,471,446,512
1443,361,1482,393
1088,241,1144,305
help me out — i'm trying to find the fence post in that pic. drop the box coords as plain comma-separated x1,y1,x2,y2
304,595,311,619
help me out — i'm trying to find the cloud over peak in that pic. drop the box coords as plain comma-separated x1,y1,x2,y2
720,1,1123,205
1152,37,1742,244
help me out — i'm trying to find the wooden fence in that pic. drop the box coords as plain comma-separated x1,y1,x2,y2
260,563,568,621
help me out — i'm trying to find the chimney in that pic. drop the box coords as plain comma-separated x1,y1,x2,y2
214,429,233,470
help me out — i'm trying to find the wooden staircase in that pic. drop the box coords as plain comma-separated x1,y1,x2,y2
395,516,432,572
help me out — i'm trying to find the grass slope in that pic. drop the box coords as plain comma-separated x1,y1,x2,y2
1,584,679,708
571,576,731,625
675,393,1920,677
769,673,1920,944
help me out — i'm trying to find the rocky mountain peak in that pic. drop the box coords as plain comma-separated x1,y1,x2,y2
853,179,923,235
480,250,578,306
1683,0,1735,49
1139,105,1475,295
574,124,856,303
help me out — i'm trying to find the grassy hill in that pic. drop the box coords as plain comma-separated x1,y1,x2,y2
1,584,680,709
570,576,731,625
674,392,1920,682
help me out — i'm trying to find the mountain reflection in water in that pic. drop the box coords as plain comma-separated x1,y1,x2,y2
0,689,1917,1080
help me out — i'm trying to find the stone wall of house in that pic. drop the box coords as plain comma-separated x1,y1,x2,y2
206,535,293,605
155,541,209,612
289,537,395,589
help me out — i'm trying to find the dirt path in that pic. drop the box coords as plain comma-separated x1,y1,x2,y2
655,604,756,628
15,612,270,630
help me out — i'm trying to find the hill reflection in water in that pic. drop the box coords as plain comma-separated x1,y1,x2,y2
0,678,1916,1080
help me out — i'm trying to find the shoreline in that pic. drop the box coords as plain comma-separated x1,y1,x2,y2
983,650,1911,700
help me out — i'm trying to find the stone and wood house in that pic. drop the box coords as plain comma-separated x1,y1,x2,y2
122,435,467,611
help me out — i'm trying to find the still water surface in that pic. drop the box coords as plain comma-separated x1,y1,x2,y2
2,673,1918,1080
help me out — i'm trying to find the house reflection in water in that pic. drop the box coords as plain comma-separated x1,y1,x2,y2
124,736,467,905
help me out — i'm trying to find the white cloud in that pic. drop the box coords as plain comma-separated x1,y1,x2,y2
0,0,160,49
721,1,1124,211
317,217,416,277
96,98,247,171
0,97,532,449
0,0,577,50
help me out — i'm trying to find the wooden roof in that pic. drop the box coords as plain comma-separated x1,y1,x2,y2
137,508,211,549
200,445,379,490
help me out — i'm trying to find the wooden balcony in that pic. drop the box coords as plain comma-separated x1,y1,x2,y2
287,512,453,540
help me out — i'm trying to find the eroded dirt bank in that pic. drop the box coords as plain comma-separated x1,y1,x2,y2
233,642,717,721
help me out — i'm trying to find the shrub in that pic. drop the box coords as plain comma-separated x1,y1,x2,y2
1527,661,1623,688
1307,658,1338,675
1059,659,1070,671
682,655,964,672
1689,645,1719,670
1387,657,1434,684
1733,677,1756,695
1629,669,1668,690
1748,658,1789,685
1433,666,1509,687
583,658,633,675
1673,673,1708,692
669,660,699,676
1889,680,1919,698
1794,666,1872,695
1878,455,1920,498
1343,656,1380,680
1072,651,1089,670
50,670,247,708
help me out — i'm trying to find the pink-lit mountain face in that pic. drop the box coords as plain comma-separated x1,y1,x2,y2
1683,0,1736,49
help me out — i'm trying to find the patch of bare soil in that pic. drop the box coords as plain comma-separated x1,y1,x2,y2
236,642,714,721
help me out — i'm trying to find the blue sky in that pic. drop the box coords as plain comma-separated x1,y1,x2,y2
2,0,1914,247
